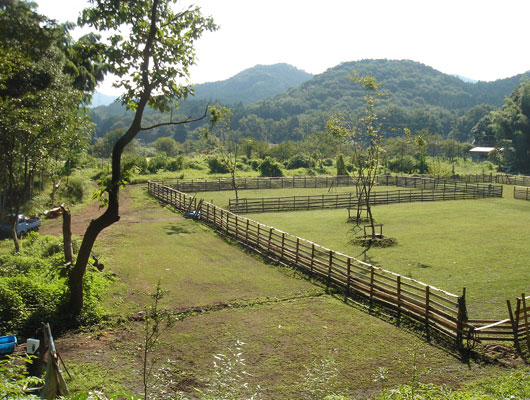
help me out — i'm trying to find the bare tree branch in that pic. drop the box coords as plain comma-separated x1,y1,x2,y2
139,105,209,131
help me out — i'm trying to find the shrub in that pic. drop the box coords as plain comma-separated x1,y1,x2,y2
165,155,184,172
388,156,417,173
207,157,229,173
0,281,24,333
323,158,333,167
286,154,315,169
187,160,203,170
0,234,114,336
147,154,168,174
58,175,91,204
336,155,348,175
122,154,149,175
259,157,283,177
249,159,260,171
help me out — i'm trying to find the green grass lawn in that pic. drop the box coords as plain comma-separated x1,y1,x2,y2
242,191,530,319
57,185,518,399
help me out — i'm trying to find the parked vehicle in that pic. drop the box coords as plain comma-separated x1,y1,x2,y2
0,214,41,238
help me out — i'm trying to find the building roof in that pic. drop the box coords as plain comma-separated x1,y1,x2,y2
469,147,495,153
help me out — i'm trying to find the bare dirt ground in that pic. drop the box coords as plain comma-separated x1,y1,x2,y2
40,185,181,238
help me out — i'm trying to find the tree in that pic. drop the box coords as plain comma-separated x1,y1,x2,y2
68,0,217,314
0,0,94,251
208,107,240,199
327,72,385,239
336,154,347,175
490,79,530,172
259,157,283,177
153,136,179,157
414,135,428,174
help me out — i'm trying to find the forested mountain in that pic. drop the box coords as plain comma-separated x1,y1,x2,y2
192,63,313,105
90,59,530,144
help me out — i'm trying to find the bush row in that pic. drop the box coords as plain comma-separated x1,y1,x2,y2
0,233,115,337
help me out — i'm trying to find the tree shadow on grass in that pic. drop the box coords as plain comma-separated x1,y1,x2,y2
165,225,191,235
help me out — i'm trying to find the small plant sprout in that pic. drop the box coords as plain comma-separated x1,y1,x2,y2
373,366,390,391
141,281,175,400
205,340,261,400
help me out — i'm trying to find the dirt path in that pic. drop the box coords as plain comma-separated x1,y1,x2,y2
40,185,181,237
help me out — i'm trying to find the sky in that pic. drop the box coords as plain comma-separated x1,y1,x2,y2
37,0,530,96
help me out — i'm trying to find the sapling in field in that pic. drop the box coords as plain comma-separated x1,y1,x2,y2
327,72,387,244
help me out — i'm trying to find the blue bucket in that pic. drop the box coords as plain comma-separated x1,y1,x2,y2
0,335,17,355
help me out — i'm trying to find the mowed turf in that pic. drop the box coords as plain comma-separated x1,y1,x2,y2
58,185,516,399
97,186,319,314
244,192,530,319
63,296,500,399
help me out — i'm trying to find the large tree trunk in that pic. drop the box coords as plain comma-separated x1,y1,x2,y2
68,95,149,314
60,205,73,264
10,214,20,252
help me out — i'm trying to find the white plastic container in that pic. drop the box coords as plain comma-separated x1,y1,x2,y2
26,338,40,354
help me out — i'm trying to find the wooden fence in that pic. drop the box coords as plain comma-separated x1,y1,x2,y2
147,181,529,351
148,181,469,347
157,173,516,194
514,186,530,201
167,175,359,193
432,173,530,186
467,294,530,351
228,178,503,214
229,187,500,214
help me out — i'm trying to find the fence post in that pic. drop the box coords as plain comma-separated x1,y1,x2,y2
369,266,375,309
280,233,285,259
456,287,467,349
268,228,273,253
257,224,260,248
397,276,402,326
213,206,216,226
425,286,431,341
327,251,333,289
310,244,315,275
521,294,530,350
346,258,351,300
295,238,300,265
245,219,250,244
507,299,522,355
235,215,239,241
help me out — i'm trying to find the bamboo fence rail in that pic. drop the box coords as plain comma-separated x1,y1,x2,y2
430,173,530,186
147,181,528,352
229,186,501,214
167,175,358,193
156,173,524,193
514,186,530,200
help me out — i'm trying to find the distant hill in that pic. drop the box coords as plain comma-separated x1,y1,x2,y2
248,59,528,117
90,59,530,143
453,75,478,84
90,92,117,108
191,63,313,105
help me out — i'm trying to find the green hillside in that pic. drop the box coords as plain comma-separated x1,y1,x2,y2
90,59,530,144
193,63,313,105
